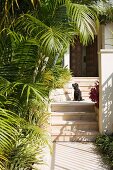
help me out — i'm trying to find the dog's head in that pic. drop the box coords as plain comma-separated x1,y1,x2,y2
72,83,79,89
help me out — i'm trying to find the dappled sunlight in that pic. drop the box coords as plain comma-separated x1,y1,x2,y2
102,73,113,133
50,142,109,170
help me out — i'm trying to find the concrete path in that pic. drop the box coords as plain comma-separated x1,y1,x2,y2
49,142,109,170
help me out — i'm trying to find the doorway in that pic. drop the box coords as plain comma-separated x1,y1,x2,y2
70,37,98,77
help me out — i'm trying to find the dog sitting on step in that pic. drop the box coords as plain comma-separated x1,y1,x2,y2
72,83,83,101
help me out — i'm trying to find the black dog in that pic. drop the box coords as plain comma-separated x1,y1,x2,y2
72,83,83,101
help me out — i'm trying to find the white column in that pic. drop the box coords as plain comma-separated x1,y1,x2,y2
63,47,70,69
99,49,113,133
101,23,113,49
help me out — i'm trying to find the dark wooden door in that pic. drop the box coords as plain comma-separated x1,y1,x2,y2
86,37,98,77
70,39,82,77
70,37,98,77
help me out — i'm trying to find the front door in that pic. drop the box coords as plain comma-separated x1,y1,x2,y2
70,39,82,77
70,37,98,77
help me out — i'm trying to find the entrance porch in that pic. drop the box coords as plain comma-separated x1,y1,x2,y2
70,37,98,77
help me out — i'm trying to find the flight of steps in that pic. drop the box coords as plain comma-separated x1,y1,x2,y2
49,77,99,142
49,77,99,102
50,101,99,142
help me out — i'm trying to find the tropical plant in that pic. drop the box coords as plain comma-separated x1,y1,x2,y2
41,66,72,89
0,0,40,29
0,28,51,169
96,134,113,168
0,76,51,170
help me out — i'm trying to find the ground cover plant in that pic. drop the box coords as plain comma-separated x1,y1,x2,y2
96,134,113,169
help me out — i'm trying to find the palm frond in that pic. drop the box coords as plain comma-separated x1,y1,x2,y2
13,82,49,103
17,15,71,56
0,108,20,155
66,1,99,44
0,77,11,93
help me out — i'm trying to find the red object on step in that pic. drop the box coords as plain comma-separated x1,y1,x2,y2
89,81,99,108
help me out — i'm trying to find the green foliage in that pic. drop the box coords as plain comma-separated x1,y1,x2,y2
0,29,51,169
0,0,40,29
17,1,99,45
41,66,72,89
52,66,72,88
0,78,51,170
7,125,50,170
96,134,113,168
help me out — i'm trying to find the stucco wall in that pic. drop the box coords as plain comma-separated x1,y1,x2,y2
63,47,70,69
99,49,113,133
102,23,113,49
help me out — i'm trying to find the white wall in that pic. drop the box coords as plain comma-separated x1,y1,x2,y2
102,23,113,49
99,49,113,133
63,47,70,69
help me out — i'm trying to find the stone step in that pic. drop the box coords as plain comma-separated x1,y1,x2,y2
50,89,90,96
51,112,97,121
70,77,99,81
49,77,99,102
64,86,92,92
49,92,90,102
63,91,90,98
50,96,91,102
51,101,95,112
64,82,96,89
52,131,99,142
66,78,98,85
51,120,98,131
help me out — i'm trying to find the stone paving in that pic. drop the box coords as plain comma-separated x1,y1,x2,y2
50,142,109,170
38,142,110,170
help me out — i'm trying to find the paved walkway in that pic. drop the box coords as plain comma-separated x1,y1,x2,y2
38,142,109,170
50,142,109,170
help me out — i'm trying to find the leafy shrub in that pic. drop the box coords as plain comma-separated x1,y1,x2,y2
0,78,51,170
52,66,72,88
89,81,99,108
96,134,113,168
41,66,72,89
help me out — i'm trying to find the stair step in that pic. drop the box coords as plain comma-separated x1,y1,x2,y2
52,130,99,135
70,77,99,81
49,77,99,102
52,131,99,142
51,120,98,131
64,83,96,89
51,111,96,115
51,101,95,112
50,77,99,142
51,120,98,124
50,89,90,96
67,79,98,85
51,112,97,121
71,76,99,78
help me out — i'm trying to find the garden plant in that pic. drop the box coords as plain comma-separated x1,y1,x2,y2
89,81,99,108
96,134,113,169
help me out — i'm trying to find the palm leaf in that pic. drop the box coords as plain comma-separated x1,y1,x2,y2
66,2,99,43
0,108,20,156
17,15,71,56
10,82,49,103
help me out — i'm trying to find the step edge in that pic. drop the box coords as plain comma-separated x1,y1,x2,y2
51,131,99,136
51,102,95,105
51,121,98,125
51,111,96,115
